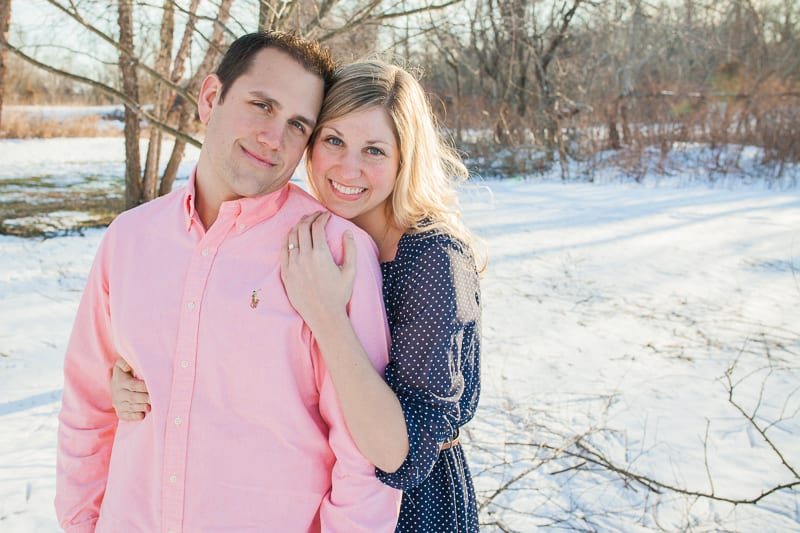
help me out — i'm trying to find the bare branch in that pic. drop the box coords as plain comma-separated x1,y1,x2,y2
0,39,201,148
725,361,800,479
555,437,798,505
169,0,239,40
41,0,196,107
703,418,715,495
375,0,464,20
170,0,201,84
312,0,464,43
539,0,585,72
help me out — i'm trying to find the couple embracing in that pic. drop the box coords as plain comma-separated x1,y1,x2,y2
57,31,482,533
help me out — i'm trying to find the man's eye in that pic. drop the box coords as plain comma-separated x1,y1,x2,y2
254,102,271,111
290,120,306,134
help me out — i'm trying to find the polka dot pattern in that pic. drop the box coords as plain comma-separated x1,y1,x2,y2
377,229,482,533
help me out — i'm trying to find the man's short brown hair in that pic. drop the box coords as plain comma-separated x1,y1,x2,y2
215,31,337,102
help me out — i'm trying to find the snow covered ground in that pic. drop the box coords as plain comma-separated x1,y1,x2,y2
0,138,798,532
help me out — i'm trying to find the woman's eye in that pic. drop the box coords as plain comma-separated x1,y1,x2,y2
366,146,385,156
325,137,343,146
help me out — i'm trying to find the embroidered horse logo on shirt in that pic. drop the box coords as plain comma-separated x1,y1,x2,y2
250,290,260,309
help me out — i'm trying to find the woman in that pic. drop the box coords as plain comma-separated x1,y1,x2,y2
112,61,482,532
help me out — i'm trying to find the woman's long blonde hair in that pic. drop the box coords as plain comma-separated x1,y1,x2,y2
307,61,483,267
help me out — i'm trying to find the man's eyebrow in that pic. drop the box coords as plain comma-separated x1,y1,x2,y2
249,90,316,129
295,114,317,130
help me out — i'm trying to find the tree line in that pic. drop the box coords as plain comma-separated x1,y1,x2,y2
1,0,798,207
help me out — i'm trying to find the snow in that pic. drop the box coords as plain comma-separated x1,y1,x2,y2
1,137,798,531
0,136,200,183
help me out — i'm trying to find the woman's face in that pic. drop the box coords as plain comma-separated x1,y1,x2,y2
309,106,400,231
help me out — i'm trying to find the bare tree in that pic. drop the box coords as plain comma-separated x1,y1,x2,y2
136,0,232,207
159,0,230,197
468,0,589,163
140,0,174,203
2,0,463,208
0,0,10,130
117,0,142,208
531,0,586,166
0,0,224,206
7,0,796,187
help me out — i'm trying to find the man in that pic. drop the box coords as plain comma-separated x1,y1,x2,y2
55,32,401,532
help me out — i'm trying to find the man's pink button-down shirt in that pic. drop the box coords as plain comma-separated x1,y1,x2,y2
55,173,401,532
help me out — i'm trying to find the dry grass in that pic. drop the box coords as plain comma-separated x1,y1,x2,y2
0,111,122,139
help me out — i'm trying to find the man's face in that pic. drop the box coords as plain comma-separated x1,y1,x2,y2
197,48,325,204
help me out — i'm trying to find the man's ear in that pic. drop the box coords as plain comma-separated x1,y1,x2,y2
198,74,222,125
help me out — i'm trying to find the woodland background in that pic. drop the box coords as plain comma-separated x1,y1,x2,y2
1,0,798,209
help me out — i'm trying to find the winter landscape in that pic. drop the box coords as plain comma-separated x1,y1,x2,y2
2,0,799,530
0,131,798,532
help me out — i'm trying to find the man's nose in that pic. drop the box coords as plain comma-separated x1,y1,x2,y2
256,124,282,150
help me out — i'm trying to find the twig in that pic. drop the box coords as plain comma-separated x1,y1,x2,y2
725,363,800,479
703,418,714,495
503,437,799,505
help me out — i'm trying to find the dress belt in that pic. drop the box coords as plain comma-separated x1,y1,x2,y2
439,427,461,451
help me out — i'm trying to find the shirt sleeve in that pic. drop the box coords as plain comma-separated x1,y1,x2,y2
377,237,480,490
316,228,401,532
55,230,120,532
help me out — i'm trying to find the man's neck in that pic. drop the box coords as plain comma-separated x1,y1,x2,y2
194,186,219,230
194,163,226,230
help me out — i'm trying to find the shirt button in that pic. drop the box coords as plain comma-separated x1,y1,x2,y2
180,360,189,368
174,417,182,425
187,302,195,310
169,475,177,483
201,248,209,256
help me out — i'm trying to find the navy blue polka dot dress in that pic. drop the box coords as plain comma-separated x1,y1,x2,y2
376,228,482,533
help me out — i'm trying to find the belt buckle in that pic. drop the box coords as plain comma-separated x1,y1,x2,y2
439,427,460,451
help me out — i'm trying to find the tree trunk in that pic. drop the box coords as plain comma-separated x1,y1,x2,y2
142,0,174,202
0,0,11,131
118,0,142,209
608,117,621,150
619,96,632,146
534,63,557,161
536,0,584,162
159,111,190,197
445,57,462,143
159,0,232,197
608,101,621,149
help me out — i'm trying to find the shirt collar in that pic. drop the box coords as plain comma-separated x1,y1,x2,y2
183,172,198,231
183,167,290,232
